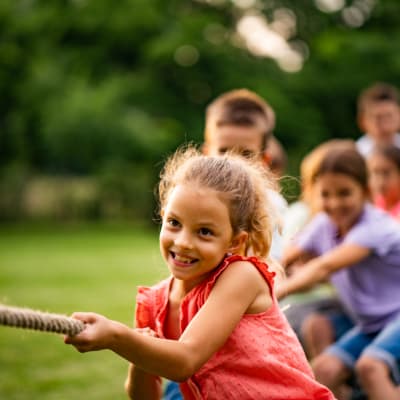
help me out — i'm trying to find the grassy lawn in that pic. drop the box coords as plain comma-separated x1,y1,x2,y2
0,222,167,400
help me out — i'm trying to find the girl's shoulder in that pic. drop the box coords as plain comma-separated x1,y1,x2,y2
296,211,333,240
207,255,276,292
302,211,332,229
344,204,400,251
358,204,399,229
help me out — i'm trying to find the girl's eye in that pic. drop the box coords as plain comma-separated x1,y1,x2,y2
167,219,180,227
338,189,351,197
240,149,255,159
199,227,213,236
320,190,329,198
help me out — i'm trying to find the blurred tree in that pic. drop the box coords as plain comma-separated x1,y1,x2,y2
0,0,399,219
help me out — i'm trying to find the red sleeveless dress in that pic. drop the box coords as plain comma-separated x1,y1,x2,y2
135,255,335,400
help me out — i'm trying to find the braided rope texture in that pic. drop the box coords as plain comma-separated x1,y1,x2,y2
0,305,85,336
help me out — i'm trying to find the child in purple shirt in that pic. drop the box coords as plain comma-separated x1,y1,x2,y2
277,147,400,400
296,204,400,334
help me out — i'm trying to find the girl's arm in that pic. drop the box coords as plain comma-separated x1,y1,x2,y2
65,260,271,382
276,243,370,300
125,363,162,400
280,244,317,279
280,244,306,268
280,243,317,269
125,328,163,400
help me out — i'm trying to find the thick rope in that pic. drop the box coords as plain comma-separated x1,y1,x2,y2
0,304,85,336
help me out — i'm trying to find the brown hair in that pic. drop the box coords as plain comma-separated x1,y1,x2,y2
315,147,368,189
357,82,400,115
205,89,275,151
158,145,277,258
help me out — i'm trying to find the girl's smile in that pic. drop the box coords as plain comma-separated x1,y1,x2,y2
169,251,198,267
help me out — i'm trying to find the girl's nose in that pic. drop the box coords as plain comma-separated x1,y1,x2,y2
175,230,193,249
328,197,342,210
322,196,337,211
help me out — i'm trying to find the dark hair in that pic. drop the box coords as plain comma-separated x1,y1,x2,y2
358,82,400,115
205,89,275,151
370,145,400,171
315,147,368,189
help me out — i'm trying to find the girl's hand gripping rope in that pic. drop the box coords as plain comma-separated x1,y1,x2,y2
64,312,123,353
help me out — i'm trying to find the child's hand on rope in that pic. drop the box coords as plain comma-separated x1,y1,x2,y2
64,312,121,353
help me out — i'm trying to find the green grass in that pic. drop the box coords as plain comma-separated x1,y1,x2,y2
0,222,167,400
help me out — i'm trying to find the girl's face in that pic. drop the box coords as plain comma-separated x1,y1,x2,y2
160,184,243,292
317,172,368,235
367,153,400,202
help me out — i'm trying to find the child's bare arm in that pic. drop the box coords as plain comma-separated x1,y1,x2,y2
125,328,162,400
125,362,162,400
64,260,271,381
280,244,309,269
276,243,370,299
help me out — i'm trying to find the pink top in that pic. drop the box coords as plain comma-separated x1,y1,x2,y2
135,255,335,400
374,194,400,220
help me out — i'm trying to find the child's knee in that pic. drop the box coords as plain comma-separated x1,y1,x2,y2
312,353,345,385
356,355,388,383
302,313,332,337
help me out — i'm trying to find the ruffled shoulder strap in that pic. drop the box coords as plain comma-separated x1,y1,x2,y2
202,255,276,298
135,277,171,330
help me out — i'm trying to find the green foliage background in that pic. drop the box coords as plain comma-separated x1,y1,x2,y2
1,0,400,221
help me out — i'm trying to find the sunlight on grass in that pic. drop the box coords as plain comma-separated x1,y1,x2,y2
0,222,166,400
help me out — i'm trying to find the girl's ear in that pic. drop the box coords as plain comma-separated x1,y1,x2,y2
228,231,248,255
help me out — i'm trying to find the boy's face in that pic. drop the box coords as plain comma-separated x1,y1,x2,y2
205,123,265,159
360,101,400,145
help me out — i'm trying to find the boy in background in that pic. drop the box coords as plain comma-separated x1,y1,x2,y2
356,82,400,156
203,88,288,261
203,88,275,159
